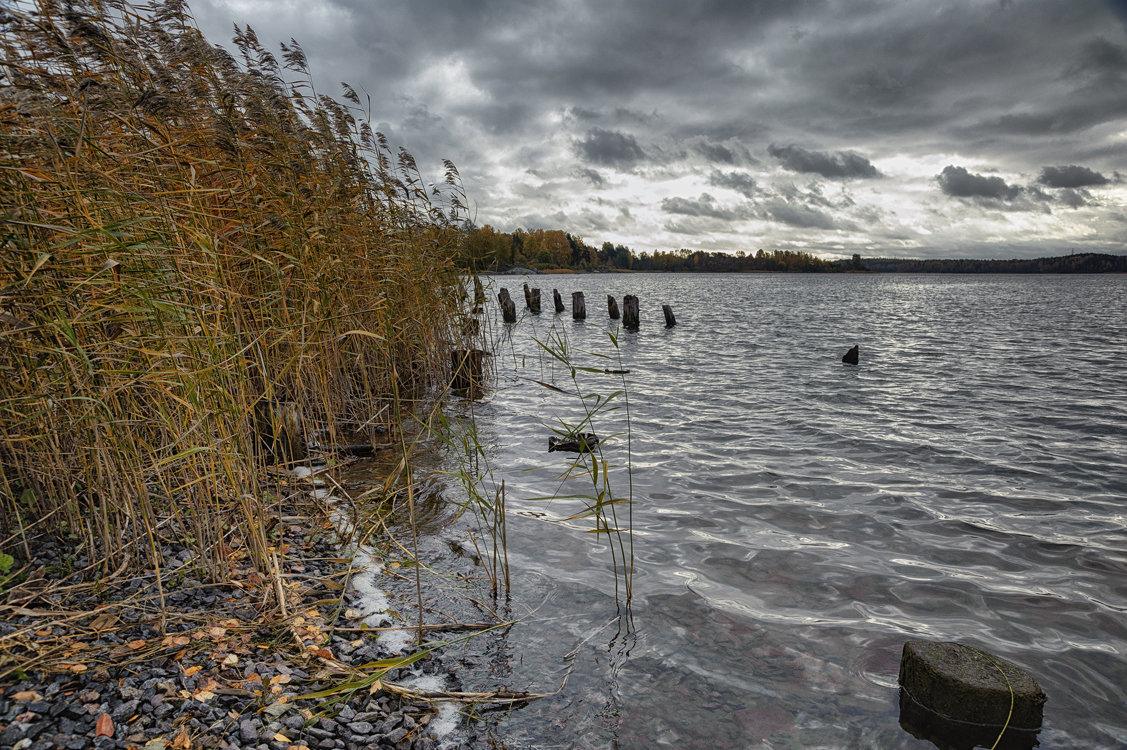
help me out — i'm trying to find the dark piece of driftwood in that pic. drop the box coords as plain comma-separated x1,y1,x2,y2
548,433,600,453
553,289,565,314
498,288,516,323
622,295,639,330
842,344,859,365
662,304,676,327
572,291,586,320
608,295,620,319
451,348,484,391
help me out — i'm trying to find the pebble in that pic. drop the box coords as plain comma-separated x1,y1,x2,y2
0,520,472,750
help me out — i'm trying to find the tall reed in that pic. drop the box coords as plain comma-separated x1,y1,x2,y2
0,0,470,589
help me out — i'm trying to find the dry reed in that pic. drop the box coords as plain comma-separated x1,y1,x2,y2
0,0,472,595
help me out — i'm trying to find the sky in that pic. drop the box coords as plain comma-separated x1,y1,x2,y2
187,0,1127,260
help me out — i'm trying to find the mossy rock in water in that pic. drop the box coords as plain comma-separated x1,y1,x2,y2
899,641,1046,730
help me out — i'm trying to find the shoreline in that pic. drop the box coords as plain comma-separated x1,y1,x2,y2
0,471,483,750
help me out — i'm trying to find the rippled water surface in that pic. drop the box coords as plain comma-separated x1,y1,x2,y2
371,273,1127,748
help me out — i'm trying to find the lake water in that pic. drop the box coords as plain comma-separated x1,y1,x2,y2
355,273,1127,749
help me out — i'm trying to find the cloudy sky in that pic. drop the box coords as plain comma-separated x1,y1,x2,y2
189,0,1127,259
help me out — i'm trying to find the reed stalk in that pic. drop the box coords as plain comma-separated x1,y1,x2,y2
0,0,471,601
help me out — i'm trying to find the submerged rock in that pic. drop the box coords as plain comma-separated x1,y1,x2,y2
899,640,1046,729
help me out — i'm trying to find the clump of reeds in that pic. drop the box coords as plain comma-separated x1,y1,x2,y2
0,0,470,592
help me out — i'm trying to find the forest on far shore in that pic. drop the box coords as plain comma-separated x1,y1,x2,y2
458,225,1127,274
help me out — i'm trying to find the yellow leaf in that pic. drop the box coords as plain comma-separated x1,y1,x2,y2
184,665,203,677
209,627,227,639
368,679,383,695
273,733,291,743
194,689,215,702
269,674,292,685
171,727,192,749
222,654,239,667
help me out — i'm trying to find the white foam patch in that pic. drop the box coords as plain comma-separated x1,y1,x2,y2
349,548,413,655
401,672,460,742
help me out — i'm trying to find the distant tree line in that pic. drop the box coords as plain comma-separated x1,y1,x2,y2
457,226,1126,274
457,225,841,272
856,254,1127,274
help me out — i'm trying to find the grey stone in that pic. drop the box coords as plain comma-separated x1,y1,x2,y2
239,717,258,743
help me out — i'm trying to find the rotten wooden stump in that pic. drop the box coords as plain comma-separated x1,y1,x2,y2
662,304,677,327
553,289,565,314
622,294,639,330
572,291,586,320
608,295,620,319
451,348,485,392
498,288,516,323
528,288,541,314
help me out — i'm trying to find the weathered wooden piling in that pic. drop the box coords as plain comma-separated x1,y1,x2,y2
473,277,485,304
255,400,306,465
553,289,565,314
622,294,639,330
451,348,485,392
572,291,586,320
498,288,516,323
662,304,676,327
522,283,533,309
608,295,620,319
528,288,541,314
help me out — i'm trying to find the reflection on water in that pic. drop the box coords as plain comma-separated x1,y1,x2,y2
348,273,1127,749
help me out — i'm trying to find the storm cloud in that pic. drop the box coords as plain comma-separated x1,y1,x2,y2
574,128,646,169
1037,165,1110,188
768,145,881,180
937,166,1022,201
186,0,1127,259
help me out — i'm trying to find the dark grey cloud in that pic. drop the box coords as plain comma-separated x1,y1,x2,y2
759,200,839,230
708,170,759,198
574,168,606,187
768,144,881,179
936,166,1022,201
662,193,746,221
1037,165,1110,189
574,128,646,169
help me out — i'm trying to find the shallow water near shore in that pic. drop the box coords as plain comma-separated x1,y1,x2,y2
360,273,1126,748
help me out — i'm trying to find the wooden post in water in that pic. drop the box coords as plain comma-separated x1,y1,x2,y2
528,288,541,314
608,295,620,319
572,291,586,320
662,304,677,327
553,289,565,314
472,276,485,314
622,294,639,330
255,400,306,465
498,288,516,323
522,283,533,309
451,348,484,392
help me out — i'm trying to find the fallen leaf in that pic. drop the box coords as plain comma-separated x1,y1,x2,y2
315,649,333,660
368,679,383,695
344,608,362,619
273,733,291,743
11,691,41,702
269,674,292,685
34,629,52,637
95,712,114,737
193,689,215,702
161,635,191,648
183,665,203,677
171,727,191,749
143,737,167,749
208,627,227,639
243,672,262,684
221,654,238,667
69,663,88,674
127,639,147,650
90,612,119,631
